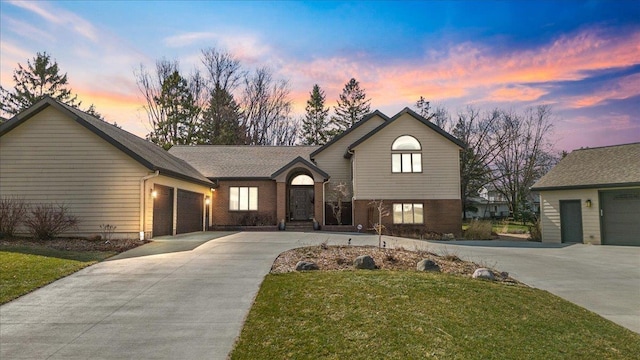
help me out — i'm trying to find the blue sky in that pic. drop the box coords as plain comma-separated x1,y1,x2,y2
1,0,639,151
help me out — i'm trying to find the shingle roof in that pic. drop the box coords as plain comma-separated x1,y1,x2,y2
168,145,320,179
531,143,640,191
0,96,213,186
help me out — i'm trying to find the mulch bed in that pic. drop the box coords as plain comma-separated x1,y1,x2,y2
0,237,149,253
271,244,522,285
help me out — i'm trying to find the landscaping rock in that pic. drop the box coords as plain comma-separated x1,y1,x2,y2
441,233,455,240
354,255,376,269
472,268,495,280
416,259,440,272
295,261,319,271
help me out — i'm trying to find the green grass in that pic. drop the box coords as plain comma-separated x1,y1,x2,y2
231,271,640,359
0,245,115,304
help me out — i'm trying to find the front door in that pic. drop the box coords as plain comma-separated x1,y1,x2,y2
560,200,583,243
290,187,314,221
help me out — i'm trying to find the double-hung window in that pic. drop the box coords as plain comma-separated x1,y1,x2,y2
229,186,258,211
393,203,424,224
391,135,422,173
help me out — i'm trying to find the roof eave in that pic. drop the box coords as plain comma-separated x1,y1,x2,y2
532,182,640,191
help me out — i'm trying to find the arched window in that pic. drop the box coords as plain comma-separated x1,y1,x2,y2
291,174,314,185
391,135,422,173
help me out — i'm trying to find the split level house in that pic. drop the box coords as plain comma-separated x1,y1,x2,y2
0,96,464,239
531,143,640,246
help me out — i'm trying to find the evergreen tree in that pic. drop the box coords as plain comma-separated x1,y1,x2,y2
331,78,371,133
147,70,200,149
301,84,330,145
0,52,100,118
200,85,243,144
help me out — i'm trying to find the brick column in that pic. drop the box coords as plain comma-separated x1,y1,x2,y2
276,182,286,223
314,182,323,224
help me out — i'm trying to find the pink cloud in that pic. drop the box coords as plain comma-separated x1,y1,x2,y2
566,73,640,108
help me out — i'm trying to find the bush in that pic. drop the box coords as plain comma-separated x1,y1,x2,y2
0,196,28,238
234,213,276,226
529,219,542,242
463,220,493,240
23,203,79,240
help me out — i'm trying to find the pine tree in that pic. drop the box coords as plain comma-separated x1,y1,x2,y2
301,84,330,145
200,85,244,144
147,70,200,149
331,78,371,133
0,52,101,118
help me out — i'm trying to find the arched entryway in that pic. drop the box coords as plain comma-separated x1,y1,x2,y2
288,172,315,221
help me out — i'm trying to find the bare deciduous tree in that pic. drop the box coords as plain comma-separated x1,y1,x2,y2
491,105,556,221
369,200,390,248
241,67,297,145
329,182,350,226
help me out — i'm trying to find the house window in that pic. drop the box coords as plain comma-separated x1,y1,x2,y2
391,135,422,173
393,203,424,224
229,187,258,211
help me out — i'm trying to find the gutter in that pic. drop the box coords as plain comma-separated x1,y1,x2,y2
140,170,160,240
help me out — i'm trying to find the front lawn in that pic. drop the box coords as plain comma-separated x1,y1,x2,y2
0,238,144,304
231,271,640,359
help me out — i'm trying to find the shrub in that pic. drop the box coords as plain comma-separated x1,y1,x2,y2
0,196,28,238
99,224,117,242
529,219,542,242
463,220,493,240
23,203,79,240
234,213,276,226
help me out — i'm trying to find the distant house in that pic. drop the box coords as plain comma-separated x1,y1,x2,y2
465,186,540,220
0,98,464,238
531,143,640,246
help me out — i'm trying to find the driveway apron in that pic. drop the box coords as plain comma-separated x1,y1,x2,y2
1,232,639,359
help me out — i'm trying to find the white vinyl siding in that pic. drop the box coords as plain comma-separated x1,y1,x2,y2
0,107,147,238
352,113,461,200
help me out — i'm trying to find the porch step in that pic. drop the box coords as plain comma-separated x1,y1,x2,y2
285,222,315,232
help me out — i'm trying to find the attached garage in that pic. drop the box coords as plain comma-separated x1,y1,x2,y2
532,143,640,246
153,185,174,236
600,189,640,246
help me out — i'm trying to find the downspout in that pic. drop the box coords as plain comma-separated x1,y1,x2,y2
140,170,160,240
349,150,356,227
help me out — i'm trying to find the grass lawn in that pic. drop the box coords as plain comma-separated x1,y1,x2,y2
231,271,640,359
0,245,115,304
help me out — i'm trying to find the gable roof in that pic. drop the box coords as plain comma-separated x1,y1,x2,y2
270,156,329,180
169,145,320,179
531,143,640,191
309,110,389,159
0,96,213,186
347,107,465,153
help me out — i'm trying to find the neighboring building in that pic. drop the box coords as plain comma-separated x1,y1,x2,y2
531,143,640,246
0,96,213,239
0,98,464,238
465,186,510,219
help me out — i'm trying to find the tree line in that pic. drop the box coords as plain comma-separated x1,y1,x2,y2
1,51,556,221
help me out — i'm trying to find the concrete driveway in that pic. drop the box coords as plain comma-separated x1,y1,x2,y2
1,232,639,359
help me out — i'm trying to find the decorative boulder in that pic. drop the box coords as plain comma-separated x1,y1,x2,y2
472,268,495,280
295,261,319,271
354,255,376,270
441,233,455,240
416,259,440,272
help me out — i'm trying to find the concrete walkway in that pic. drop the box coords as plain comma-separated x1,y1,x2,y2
1,232,639,359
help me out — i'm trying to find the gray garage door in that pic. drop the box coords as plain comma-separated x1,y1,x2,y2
177,189,203,234
600,189,640,246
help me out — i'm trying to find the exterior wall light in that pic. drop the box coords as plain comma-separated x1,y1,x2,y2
151,190,158,198
586,199,592,208
205,197,210,205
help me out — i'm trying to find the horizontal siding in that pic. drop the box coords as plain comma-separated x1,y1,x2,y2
313,115,386,195
539,189,600,244
0,107,149,236
353,113,461,200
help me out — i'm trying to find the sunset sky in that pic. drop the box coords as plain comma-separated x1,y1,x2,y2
1,0,639,151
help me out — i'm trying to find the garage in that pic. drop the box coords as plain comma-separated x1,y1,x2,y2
600,189,640,246
177,189,204,234
153,185,174,236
